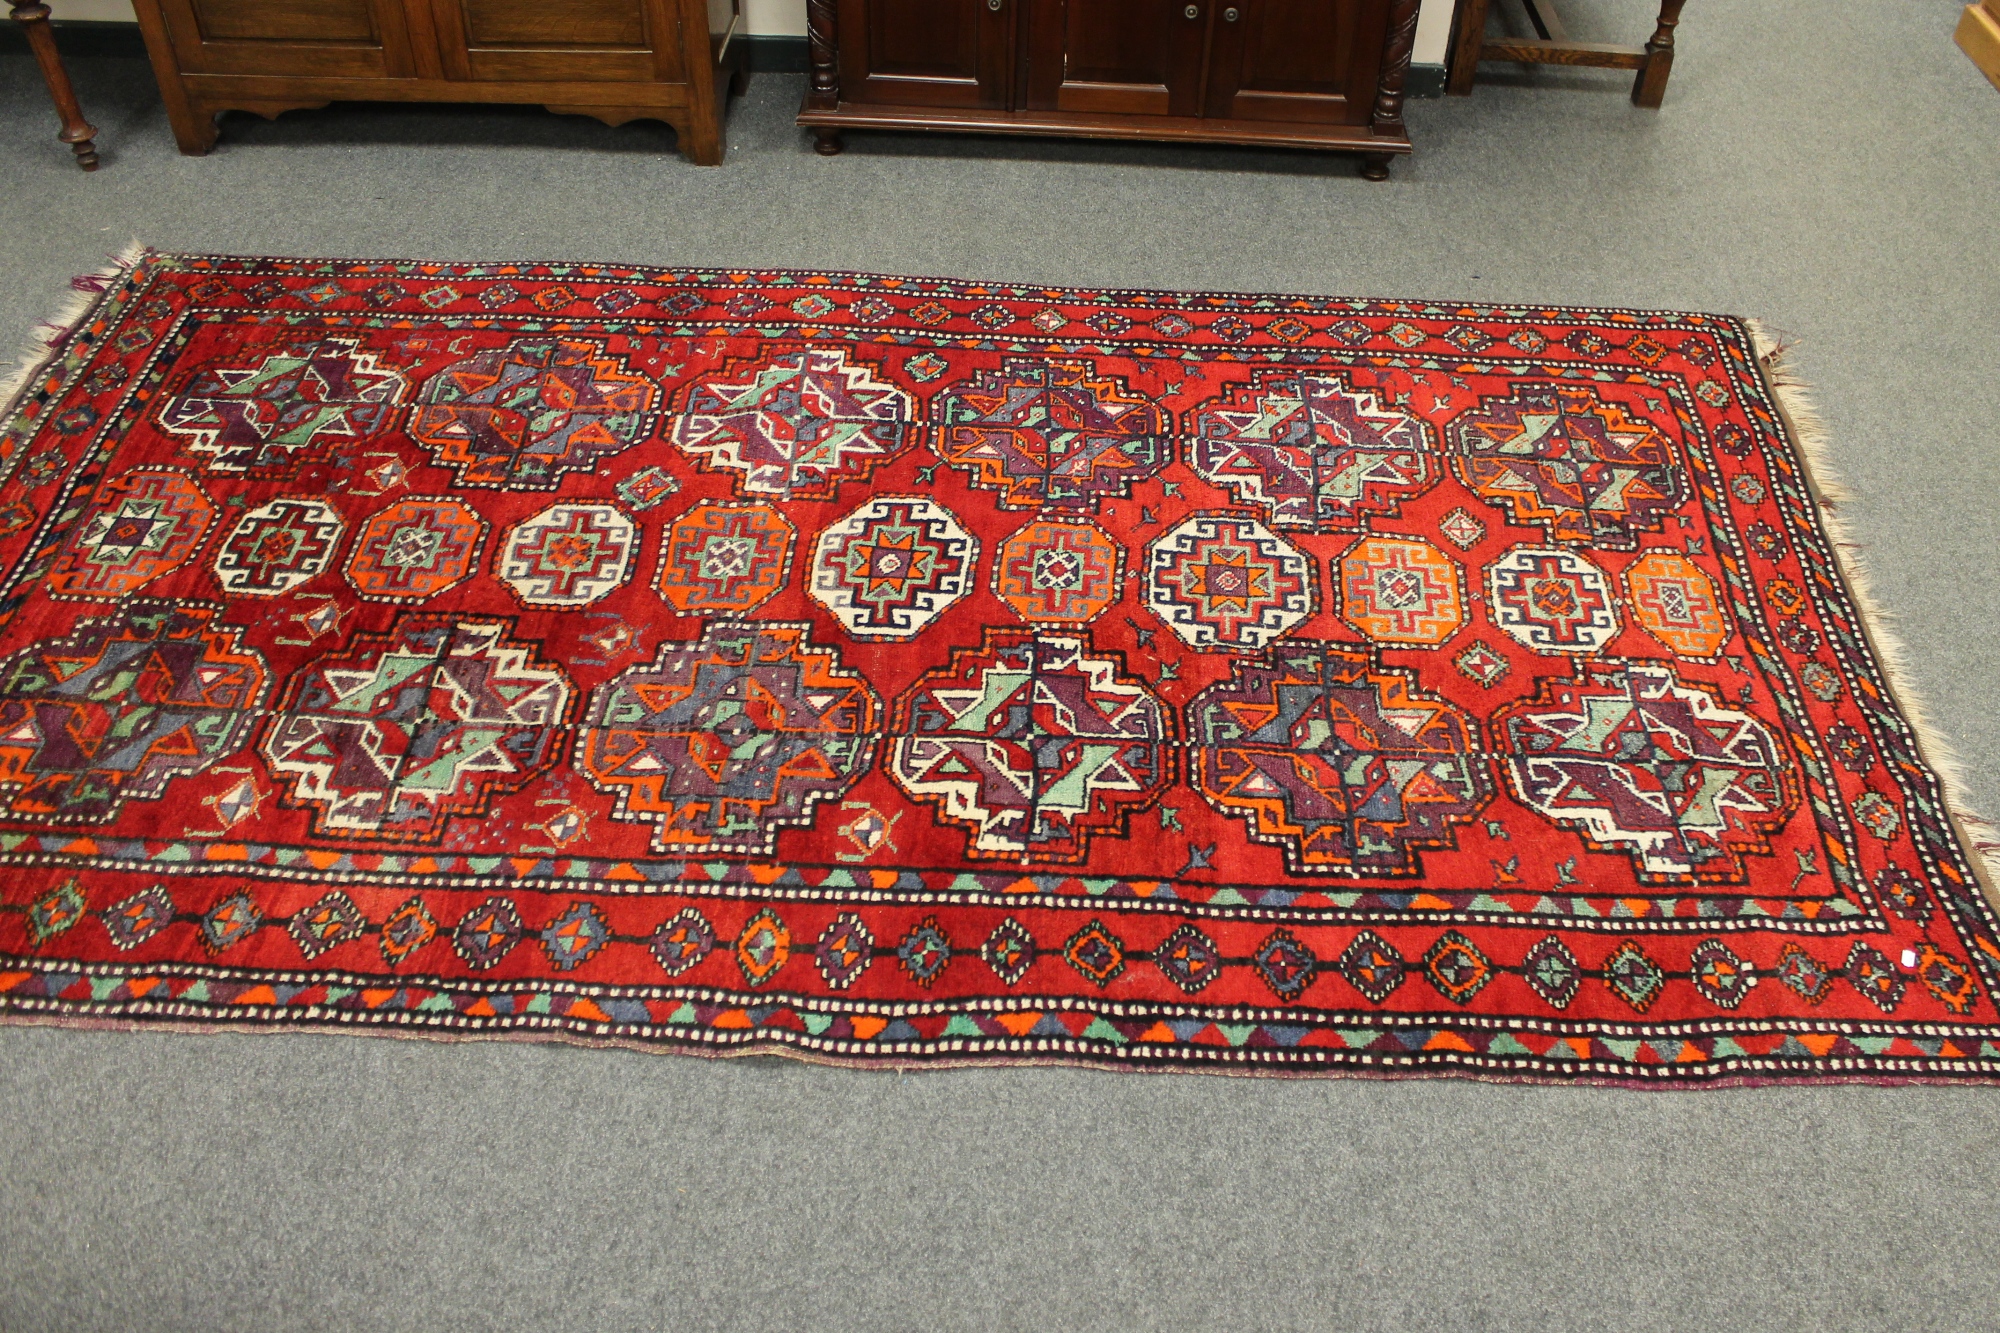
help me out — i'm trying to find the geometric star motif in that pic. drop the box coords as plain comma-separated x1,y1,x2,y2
261,616,574,841
211,496,346,597
673,346,914,501
49,469,216,600
1336,535,1465,647
992,516,1123,626
154,334,408,475
1493,660,1799,883
656,502,795,616
1487,545,1620,655
809,496,978,641
1145,512,1314,654
495,503,637,608
934,358,1171,510
1624,549,1731,659
1446,382,1684,549
345,496,488,602
410,337,658,489
1188,368,1438,531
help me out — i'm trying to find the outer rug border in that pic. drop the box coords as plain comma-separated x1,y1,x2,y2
3,247,1997,1087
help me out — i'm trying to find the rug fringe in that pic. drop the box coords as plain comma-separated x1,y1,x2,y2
0,240,151,427
1748,319,2000,912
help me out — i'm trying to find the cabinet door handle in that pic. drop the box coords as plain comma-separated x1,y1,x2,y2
1184,4,1199,17
1223,5,1239,19
988,0,1002,9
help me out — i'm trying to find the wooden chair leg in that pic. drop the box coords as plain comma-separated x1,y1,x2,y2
1632,0,1689,108
1446,0,1490,96
11,0,99,170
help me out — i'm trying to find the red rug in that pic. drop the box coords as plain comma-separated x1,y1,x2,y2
1,250,1995,1084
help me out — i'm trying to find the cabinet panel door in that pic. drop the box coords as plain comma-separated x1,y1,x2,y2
1205,0,1384,124
1024,0,1208,117
835,0,1013,109
432,0,684,83
154,0,415,77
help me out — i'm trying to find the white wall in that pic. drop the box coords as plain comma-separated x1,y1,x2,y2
55,0,1452,62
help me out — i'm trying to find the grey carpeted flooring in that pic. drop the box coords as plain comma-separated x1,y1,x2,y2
4,3,2000,1330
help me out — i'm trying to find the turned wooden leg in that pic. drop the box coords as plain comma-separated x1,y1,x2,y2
1359,153,1392,181
12,0,99,170
813,127,844,156
1632,0,1689,108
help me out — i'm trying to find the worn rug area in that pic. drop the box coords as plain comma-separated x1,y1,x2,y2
0,250,1996,1085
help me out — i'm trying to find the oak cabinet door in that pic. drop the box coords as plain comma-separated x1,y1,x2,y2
835,0,1013,109
152,0,416,77
1023,0,1208,117
430,0,685,83
1204,0,1385,124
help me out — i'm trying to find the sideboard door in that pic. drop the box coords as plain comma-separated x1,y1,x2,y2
1023,0,1209,117
429,0,686,83
834,0,1013,109
1203,0,1385,124
150,0,417,78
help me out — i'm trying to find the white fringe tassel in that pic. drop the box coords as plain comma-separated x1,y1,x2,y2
0,241,151,425
1748,318,2000,911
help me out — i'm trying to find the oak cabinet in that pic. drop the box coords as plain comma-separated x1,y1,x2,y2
132,0,745,163
802,0,1419,176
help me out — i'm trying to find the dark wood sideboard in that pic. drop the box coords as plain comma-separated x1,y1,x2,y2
129,0,747,163
799,0,1420,178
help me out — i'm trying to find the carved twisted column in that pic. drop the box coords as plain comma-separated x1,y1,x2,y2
11,0,99,170
1361,0,1421,179
804,0,842,154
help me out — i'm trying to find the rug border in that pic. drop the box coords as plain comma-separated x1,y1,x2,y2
2,249,1996,1087
1744,320,2000,918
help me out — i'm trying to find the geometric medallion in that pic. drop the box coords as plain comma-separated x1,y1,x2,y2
1487,545,1620,655
495,503,637,608
1445,383,1684,549
809,496,979,641
409,337,658,489
48,469,216,600
1188,368,1437,531
289,890,367,960
1336,930,1405,1004
102,884,176,951
992,516,1122,626
673,347,914,501
577,621,882,855
1145,512,1314,654
211,496,346,597
934,358,1171,510
0,599,268,824
1624,550,1731,659
1492,660,1800,882
656,501,796,616
344,496,488,602
1188,641,1494,876
261,616,573,841
1336,535,1465,646
887,630,1172,862
154,334,408,475
1155,921,1222,994
453,896,524,970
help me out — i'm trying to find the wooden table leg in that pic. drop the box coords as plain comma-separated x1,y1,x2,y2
11,0,98,170
1632,0,1689,108
1446,0,1491,96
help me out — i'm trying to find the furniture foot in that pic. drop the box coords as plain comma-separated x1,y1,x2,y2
813,126,844,156
1359,153,1392,181
1631,0,1688,107
730,64,751,98
12,0,100,170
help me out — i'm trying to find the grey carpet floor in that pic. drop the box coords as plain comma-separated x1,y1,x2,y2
3,3,1999,1330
